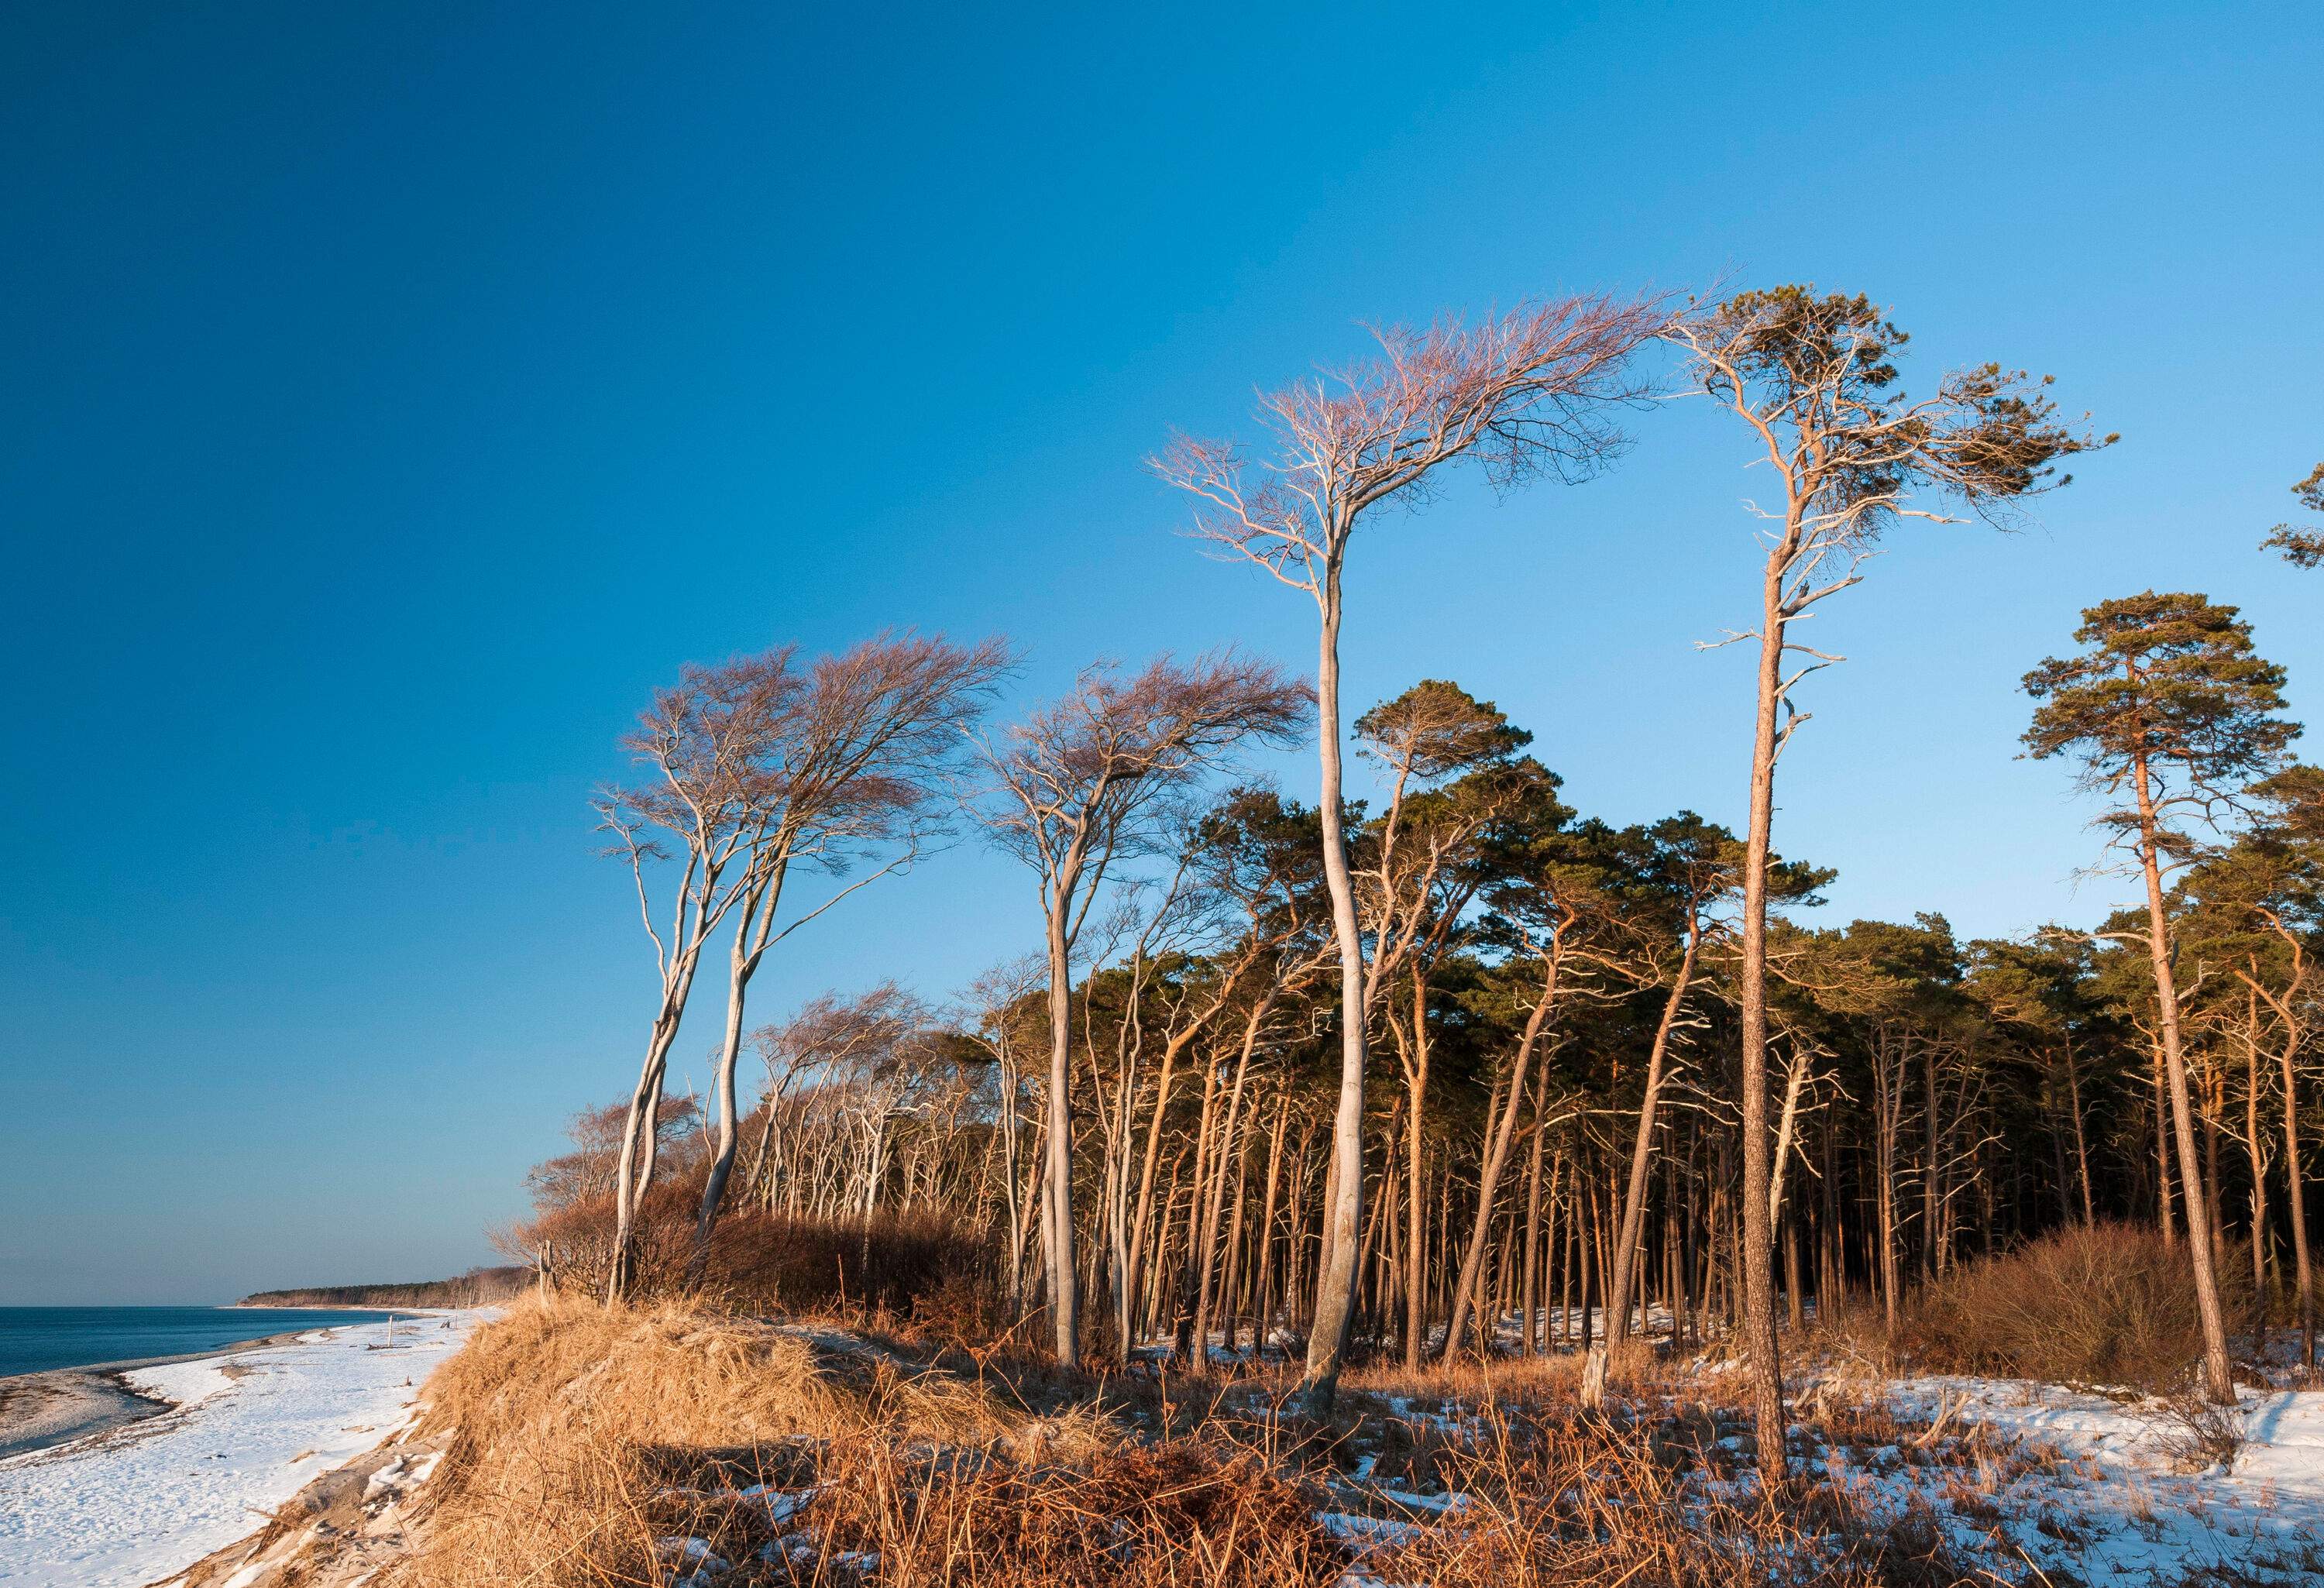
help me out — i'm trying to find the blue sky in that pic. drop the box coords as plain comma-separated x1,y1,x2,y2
2,3,2317,1304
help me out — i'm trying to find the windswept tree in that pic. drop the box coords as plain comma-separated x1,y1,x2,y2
596,658,793,1302
2023,592,2301,1401
688,635,1010,1284
1155,294,1669,1409
2261,461,2324,568
596,637,1008,1301
968,652,1308,1365
1673,286,2107,1481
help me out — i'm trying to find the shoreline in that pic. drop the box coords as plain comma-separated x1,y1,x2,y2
0,1318,431,1463
0,1311,480,1588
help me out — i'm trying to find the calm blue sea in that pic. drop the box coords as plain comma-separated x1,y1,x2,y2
0,1306,401,1378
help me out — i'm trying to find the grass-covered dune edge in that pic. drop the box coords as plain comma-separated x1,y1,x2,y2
175,1270,2324,1588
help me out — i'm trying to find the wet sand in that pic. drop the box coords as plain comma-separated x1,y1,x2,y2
0,1328,321,1461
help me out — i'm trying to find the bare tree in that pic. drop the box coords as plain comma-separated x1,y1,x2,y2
966,652,1308,1365
1673,286,2106,1482
1155,294,1668,1409
596,658,792,1302
688,634,1009,1284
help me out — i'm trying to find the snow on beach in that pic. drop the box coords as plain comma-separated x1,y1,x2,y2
0,1312,479,1588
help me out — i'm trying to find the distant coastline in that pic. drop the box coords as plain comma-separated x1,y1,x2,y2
234,1265,530,1311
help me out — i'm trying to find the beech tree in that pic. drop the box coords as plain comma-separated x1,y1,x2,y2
1673,286,2107,1482
968,652,1307,1366
2023,592,2300,1402
1155,294,1668,1409
688,635,1009,1284
598,636,1007,1301
596,658,793,1302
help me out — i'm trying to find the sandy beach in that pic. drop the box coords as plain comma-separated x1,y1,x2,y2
0,1312,478,1587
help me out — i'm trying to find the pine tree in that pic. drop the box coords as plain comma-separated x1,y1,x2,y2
2023,591,2302,1402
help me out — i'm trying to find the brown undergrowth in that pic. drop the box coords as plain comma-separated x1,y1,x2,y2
393,1298,2071,1588
1898,1222,2257,1390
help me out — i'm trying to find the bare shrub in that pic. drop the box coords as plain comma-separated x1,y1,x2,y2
1899,1222,2254,1389
2151,1387,2246,1473
509,1179,995,1321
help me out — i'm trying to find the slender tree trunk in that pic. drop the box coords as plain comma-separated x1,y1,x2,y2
1922,1042,1941,1281
2245,992,2271,1357
1584,926,1699,1405
1253,1097,1290,1353
1735,551,1791,1487
1303,571,1367,1414
1401,976,1431,1372
2155,1040,2178,1244
1439,961,1562,1359
2064,1041,2095,1226
1043,893,1082,1366
2283,1023,2316,1371
2133,748,2236,1404
690,861,793,1288
1521,1061,1549,1356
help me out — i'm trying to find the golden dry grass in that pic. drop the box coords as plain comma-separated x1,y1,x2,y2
391,1298,2057,1588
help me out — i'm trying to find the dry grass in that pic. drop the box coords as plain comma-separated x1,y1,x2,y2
394,1298,1086,1586
394,1298,2078,1588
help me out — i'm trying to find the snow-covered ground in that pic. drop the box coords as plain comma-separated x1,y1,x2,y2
1880,1376,2324,1583
0,1312,479,1588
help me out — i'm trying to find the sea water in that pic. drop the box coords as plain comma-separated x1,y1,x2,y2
0,1306,401,1377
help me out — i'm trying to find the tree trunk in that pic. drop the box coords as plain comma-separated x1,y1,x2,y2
1302,572,1367,1414
2278,1009,2315,1371
1736,552,1791,1488
2064,1040,2095,1226
689,861,792,1289
1439,958,1563,1359
2132,745,2236,1404
1584,924,1698,1406
2245,991,2271,1358
1521,1061,1549,1356
1043,898,1082,1366
1401,975,1431,1372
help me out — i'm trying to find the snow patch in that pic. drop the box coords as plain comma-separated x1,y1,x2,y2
0,1311,482,1588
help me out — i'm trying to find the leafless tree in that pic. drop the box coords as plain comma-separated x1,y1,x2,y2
1154,294,1669,1409
595,659,793,1301
686,634,1009,1284
965,652,1308,1365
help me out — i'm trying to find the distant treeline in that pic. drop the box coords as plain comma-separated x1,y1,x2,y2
237,1265,531,1308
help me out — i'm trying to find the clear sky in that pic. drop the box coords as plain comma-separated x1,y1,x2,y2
3,3,2318,1304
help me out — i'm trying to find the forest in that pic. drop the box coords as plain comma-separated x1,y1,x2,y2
463,287,2324,1584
